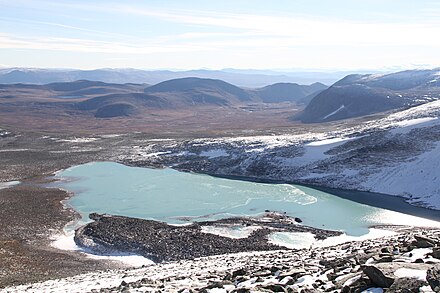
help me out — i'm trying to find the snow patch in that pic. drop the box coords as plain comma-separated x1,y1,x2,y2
0,180,20,189
143,151,171,157
200,149,228,158
322,105,345,120
56,137,99,143
269,229,396,249
284,136,357,168
51,232,155,267
0,148,31,152
307,137,354,146
201,225,262,239
390,117,439,134
394,268,427,281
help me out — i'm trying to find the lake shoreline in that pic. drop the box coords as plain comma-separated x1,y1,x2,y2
199,172,440,222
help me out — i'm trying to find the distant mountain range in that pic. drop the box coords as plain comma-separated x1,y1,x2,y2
2,68,440,123
0,77,326,119
0,68,368,87
298,69,440,123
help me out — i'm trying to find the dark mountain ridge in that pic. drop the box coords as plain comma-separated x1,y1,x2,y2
298,69,440,123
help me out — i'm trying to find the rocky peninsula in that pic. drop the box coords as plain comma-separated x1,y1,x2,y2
74,212,341,263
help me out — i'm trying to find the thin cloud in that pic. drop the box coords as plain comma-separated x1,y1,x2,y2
0,33,208,54
0,17,146,41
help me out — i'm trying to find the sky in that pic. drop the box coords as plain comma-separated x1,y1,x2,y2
0,0,440,71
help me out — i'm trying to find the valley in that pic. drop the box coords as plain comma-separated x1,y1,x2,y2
1,68,440,292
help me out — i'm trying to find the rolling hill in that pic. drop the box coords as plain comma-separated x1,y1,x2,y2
144,77,254,106
253,82,327,104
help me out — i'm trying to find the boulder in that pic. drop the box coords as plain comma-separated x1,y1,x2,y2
341,277,373,293
362,265,394,288
413,235,437,248
232,268,248,279
431,247,440,259
387,277,427,292
427,264,440,292
260,284,287,292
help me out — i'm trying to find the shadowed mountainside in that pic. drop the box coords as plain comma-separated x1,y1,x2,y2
297,69,440,123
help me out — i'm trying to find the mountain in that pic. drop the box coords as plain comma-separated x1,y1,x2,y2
298,69,440,123
253,82,327,103
0,68,348,87
144,77,253,106
1,77,320,120
75,77,256,118
76,93,169,111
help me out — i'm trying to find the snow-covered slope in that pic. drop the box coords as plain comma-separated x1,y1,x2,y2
118,100,440,210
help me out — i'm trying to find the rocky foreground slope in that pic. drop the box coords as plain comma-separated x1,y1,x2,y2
4,228,440,292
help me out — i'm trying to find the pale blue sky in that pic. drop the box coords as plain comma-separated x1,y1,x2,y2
0,0,439,70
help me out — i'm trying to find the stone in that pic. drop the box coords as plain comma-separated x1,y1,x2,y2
340,277,372,293
279,268,306,278
387,277,427,293
373,255,393,263
362,265,394,288
413,235,437,248
427,264,440,292
431,247,440,259
279,276,295,286
232,268,248,279
381,247,392,254
300,289,321,293
231,289,250,293
261,284,288,292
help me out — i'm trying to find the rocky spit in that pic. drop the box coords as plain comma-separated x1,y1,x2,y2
3,228,440,293
74,212,341,263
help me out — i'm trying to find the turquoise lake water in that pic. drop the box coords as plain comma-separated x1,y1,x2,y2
55,162,440,237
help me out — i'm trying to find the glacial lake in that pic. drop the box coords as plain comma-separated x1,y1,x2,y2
55,162,440,238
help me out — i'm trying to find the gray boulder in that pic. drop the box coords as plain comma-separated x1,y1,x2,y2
362,265,394,288
427,264,440,292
